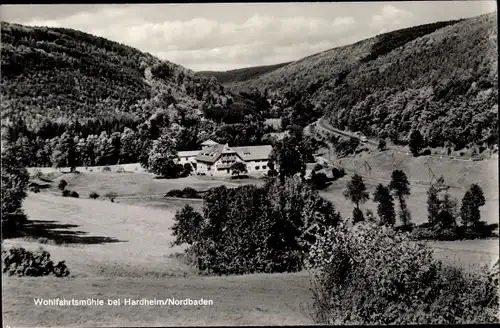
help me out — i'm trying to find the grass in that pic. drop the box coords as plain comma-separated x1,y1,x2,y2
2,193,313,327
7,154,497,326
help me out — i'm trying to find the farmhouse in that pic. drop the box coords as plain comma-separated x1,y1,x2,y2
177,141,273,176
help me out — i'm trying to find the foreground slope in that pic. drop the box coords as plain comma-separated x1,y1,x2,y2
232,13,498,151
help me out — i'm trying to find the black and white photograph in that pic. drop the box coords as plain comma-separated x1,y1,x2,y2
1,1,499,326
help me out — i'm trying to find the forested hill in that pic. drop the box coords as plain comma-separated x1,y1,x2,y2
1,21,230,136
198,62,291,86
231,13,498,152
0,22,273,168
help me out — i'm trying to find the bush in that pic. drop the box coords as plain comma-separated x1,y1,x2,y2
306,222,499,324
310,171,329,190
170,205,204,246
165,189,184,198
420,148,432,156
101,166,111,172
89,191,100,199
378,139,387,151
58,179,68,191
182,187,199,198
313,163,324,172
115,166,125,173
30,184,40,193
70,191,79,198
186,177,342,275
2,247,70,277
331,167,346,181
62,189,71,197
1,210,28,238
104,192,117,202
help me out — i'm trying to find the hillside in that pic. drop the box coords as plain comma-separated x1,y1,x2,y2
199,62,291,86
231,13,498,152
0,22,234,131
0,22,274,168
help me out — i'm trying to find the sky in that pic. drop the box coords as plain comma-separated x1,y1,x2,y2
1,2,497,71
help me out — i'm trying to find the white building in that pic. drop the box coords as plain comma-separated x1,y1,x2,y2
177,140,273,177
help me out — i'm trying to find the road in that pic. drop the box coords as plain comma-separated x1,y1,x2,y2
314,117,483,162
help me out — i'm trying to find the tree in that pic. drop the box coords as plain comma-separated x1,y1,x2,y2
352,207,365,223
120,127,138,163
378,139,387,151
373,184,396,226
230,161,248,178
343,174,369,211
460,184,486,228
52,132,78,171
389,170,412,229
409,130,425,157
427,185,440,225
58,179,68,191
269,130,309,182
147,132,179,178
1,145,30,237
437,193,457,229
310,171,329,190
170,204,204,246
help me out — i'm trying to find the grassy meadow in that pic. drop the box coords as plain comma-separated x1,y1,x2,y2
3,153,498,326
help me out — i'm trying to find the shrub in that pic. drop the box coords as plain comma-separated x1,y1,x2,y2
331,167,346,181
70,191,79,198
182,187,199,198
62,189,71,197
101,166,111,172
378,139,387,151
306,222,499,324
165,189,183,198
104,192,117,202
313,163,324,172
170,205,204,246
310,171,329,190
58,179,68,191
420,148,432,156
30,184,40,193
1,210,28,238
187,176,342,275
2,247,70,277
115,166,125,173
89,191,100,199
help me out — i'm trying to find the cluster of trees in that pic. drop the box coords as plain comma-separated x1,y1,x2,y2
343,170,411,229
233,14,497,152
171,176,341,275
341,169,494,240
325,14,497,151
419,182,494,240
2,22,278,170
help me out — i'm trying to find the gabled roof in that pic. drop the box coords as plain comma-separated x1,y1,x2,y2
196,144,227,163
178,150,200,158
234,145,273,161
196,143,273,164
201,139,218,146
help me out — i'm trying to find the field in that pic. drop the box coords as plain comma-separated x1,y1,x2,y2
2,193,313,327
4,154,499,326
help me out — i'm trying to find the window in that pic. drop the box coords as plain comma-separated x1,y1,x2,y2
263,166,267,169
255,166,260,170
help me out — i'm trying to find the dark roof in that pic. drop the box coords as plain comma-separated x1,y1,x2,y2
196,144,272,164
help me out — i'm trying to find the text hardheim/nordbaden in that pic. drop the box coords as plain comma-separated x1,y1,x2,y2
33,298,214,306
